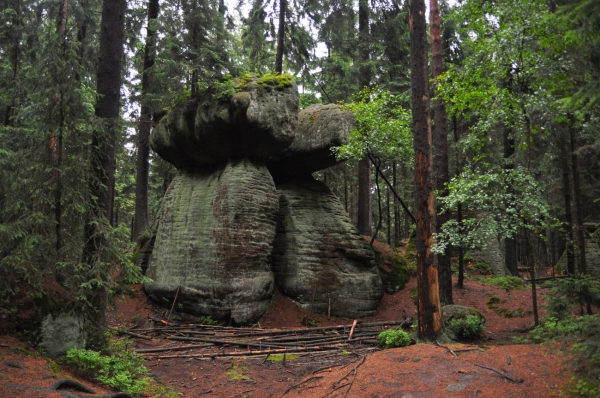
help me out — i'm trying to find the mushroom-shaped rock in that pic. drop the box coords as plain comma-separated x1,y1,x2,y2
267,104,354,182
151,75,299,169
144,158,278,324
271,178,383,318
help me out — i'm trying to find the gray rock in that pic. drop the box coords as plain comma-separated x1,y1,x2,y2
271,179,383,318
267,104,354,182
144,158,278,325
150,77,298,169
442,305,485,325
37,313,86,358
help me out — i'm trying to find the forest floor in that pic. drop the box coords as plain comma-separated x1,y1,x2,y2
0,248,579,398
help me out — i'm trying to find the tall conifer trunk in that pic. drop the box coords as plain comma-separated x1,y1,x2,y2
82,0,126,347
569,116,586,274
357,0,372,236
561,128,575,275
275,0,286,73
429,0,452,305
134,0,159,240
409,0,442,340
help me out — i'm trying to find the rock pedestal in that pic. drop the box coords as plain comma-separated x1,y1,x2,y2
145,160,278,324
272,179,382,317
144,79,384,324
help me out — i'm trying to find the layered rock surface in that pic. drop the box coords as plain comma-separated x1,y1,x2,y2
145,159,278,324
272,179,383,318
151,77,298,169
145,81,384,324
267,104,354,182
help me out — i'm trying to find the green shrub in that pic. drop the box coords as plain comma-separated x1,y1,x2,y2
469,261,492,275
545,276,600,319
65,335,150,396
479,275,526,291
447,314,485,340
378,329,412,348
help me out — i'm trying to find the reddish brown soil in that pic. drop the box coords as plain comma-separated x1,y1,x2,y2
0,263,574,398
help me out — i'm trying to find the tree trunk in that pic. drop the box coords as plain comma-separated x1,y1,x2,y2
503,125,518,276
356,0,372,236
429,0,452,305
409,0,442,340
357,157,372,235
275,0,286,73
569,116,586,274
561,128,575,275
393,162,400,247
387,185,391,246
82,0,126,348
134,0,159,241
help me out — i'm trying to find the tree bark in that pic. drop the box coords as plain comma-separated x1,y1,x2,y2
82,0,126,347
503,125,518,275
561,128,575,275
356,0,372,236
393,162,400,246
409,0,442,340
569,116,586,274
429,0,452,305
134,0,159,241
275,0,286,73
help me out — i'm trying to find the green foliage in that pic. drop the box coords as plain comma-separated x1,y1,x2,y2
299,93,321,110
212,74,237,101
378,329,412,349
479,276,527,292
434,167,558,254
198,315,218,325
544,276,600,319
337,88,412,163
256,73,294,89
65,336,150,396
266,354,298,362
447,314,485,340
469,261,492,275
227,361,250,381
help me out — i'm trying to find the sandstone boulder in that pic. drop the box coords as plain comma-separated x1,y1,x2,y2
144,158,278,324
271,179,383,318
151,76,298,169
268,104,353,181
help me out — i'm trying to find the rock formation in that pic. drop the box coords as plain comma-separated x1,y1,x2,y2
144,77,383,324
272,179,382,317
268,104,382,318
145,76,297,324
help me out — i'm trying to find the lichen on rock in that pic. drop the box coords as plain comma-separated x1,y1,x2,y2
271,179,383,318
150,75,298,169
144,159,278,324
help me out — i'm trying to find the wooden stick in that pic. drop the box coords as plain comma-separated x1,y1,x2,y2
135,344,212,353
434,340,457,357
348,320,358,341
322,382,351,398
281,376,324,396
115,330,151,340
328,297,331,320
152,346,342,359
475,364,524,383
166,285,180,326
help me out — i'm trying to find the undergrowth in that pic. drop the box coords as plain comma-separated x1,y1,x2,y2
479,275,527,291
524,276,600,397
447,314,485,340
378,329,412,348
65,333,176,397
